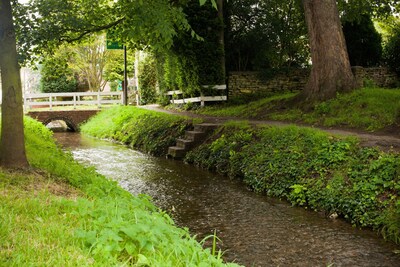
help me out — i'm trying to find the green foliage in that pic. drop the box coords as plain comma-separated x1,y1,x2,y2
225,0,308,71
154,0,225,100
338,0,398,21
139,54,158,105
81,106,195,156
14,0,194,65
185,124,400,244
40,52,77,93
104,49,134,84
342,14,383,67
174,0,225,85
1,117,238,266
384,22,400,76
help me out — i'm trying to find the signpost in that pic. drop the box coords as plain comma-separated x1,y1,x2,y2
106,40,123,50
106,37,128,105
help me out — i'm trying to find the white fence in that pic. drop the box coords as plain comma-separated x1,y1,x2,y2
24,91,123,110
166,85,227,106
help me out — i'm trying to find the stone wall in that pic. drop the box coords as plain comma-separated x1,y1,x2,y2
351,66,399,88
228,67,399,97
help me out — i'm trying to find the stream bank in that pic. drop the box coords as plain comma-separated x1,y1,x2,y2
81,106,400,246
55,132,400,266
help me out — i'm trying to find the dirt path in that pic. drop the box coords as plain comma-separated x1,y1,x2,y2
139,104,400,152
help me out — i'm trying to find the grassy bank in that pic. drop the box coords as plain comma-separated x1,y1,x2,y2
0,117,238,266
185,122,400,244
79,105,399,244
197,88,400,132
81,106,198,156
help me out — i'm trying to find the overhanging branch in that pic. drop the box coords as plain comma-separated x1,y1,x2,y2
59,17,125,43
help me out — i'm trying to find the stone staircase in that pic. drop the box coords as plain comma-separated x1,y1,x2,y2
167,123,218,159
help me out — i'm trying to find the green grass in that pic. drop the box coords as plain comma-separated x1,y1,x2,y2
275,88,400,131
198,92,297,118
0,117,239,266
197,88,400,131
81,106,199,156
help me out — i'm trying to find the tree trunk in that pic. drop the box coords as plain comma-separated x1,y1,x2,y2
0,0,29,168
301,0,356,102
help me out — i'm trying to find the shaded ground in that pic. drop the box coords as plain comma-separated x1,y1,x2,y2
139,104,400,152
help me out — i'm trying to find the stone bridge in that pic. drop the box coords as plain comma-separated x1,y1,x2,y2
26,110,100,131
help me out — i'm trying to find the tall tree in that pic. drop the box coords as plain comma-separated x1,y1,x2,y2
69,35,108,92
0,0,29,168
300,0,356,102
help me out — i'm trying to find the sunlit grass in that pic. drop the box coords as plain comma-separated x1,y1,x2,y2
197,92,297,118
0,118,239,266
0,173,96,266
197,88,400,131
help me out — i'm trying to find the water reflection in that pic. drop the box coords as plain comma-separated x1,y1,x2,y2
54,133,400,267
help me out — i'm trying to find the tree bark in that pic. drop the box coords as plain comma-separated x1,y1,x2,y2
0,0,29,168
301,0,356,102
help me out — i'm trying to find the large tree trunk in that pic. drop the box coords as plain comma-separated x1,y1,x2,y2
301,0,356,102
0,0,29,168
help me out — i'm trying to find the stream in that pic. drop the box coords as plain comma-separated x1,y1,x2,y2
54,132,400,267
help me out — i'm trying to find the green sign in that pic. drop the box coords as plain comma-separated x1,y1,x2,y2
106,40,123,50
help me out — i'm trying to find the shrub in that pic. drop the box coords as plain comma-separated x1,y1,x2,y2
384,24,400,75
343,15,383,67
139,54,158,104
40,53,77,93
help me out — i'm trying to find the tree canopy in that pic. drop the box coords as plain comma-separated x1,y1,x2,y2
13,0,195,64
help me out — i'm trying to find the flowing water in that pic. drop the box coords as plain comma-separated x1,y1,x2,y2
54,132,400,267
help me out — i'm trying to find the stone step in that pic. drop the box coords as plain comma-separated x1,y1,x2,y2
167,146,187,159
185,130,206,141
193,123,219,133
176,138,194,149
167,123,219,159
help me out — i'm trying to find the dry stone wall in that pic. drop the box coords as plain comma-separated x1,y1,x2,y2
228,67,399,97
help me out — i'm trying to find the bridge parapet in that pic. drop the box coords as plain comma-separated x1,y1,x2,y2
27,110,100,131
24,91,123,110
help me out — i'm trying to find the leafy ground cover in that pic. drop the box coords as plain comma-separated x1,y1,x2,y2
81,106,200,156
185,122,400,244
0,117,238,266
197,88,400,132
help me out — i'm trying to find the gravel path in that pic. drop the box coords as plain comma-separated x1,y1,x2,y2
139,104,400,152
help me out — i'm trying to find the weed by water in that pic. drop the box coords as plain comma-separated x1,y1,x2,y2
185,123,400,244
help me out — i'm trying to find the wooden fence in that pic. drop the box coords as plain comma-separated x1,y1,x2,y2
24,91,123,110
166,85,227,106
